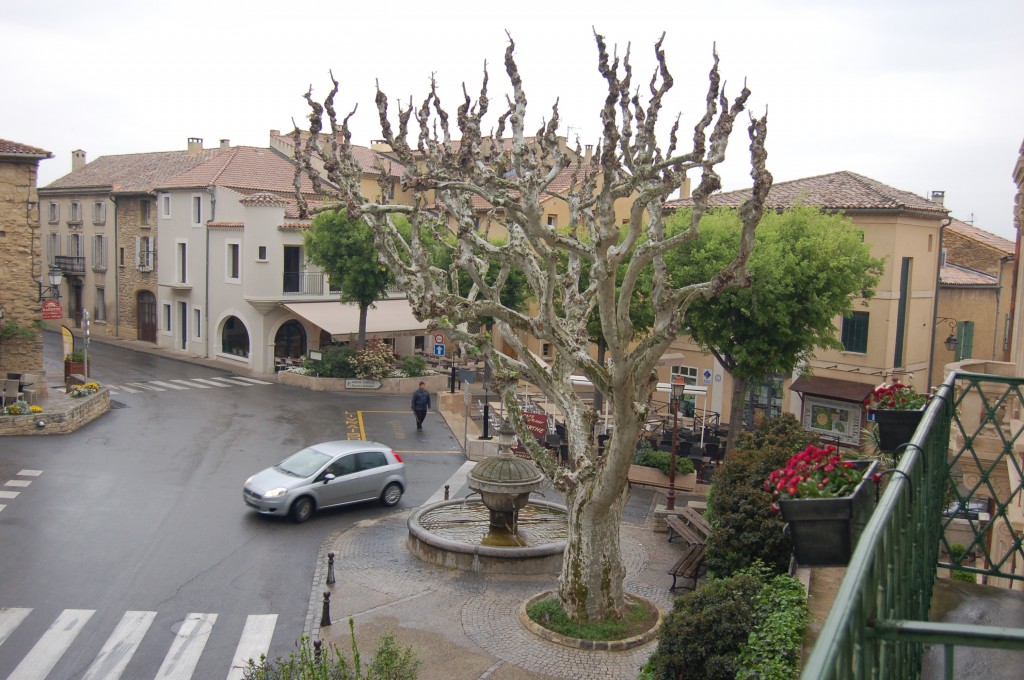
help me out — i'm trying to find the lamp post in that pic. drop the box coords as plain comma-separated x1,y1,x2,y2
666,375,687,511
936,317,959,353
37,266,63,301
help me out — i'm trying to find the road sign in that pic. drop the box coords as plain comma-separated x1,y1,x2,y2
41,299,63,320
434,343,445,357
433,333,444,344
702,369,712,385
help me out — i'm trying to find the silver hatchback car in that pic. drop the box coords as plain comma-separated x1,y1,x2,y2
243,440,406,523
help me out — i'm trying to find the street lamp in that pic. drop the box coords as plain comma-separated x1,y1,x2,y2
666,375,687,511
37,266,63,301
936,317,959,353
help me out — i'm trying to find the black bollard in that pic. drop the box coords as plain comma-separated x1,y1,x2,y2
444,484,450,500
326,552,335,585
481,402,491,439
320,591,331,627
314,639,323,662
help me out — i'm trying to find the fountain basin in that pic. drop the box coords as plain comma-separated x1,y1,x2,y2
407,499,568,575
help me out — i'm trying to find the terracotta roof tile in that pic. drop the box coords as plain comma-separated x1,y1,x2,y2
270,131,406,178
0,139,52,158
665,170,948,216
947,218,1015,255
156,147,319,195
240,191,288,207
207,222,245,229
940,264,999,287
44,148,227,194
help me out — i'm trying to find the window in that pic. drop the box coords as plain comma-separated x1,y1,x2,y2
48,232,60,264
177,241,188,282
257,245,267,261
841,311,869,353
119,247,125,267
67,233,83,257
161,194,171,219
541,342,552,358
546,215,557,228
164,303,172,332
92,234,106,270
69,201,82,224
92,201,106,224
135,236,153,271
955,321,975,362
414,335,425,352
222,315,250,357
192,195,203,226
194,309,202,340
226,242,241,281
671,365,698,384
47,203,59,223
140,199,152,227
94,288,106,322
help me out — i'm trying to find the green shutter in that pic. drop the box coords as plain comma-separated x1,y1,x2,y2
956,321,975,361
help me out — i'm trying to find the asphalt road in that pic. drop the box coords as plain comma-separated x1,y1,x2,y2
0,333,465,679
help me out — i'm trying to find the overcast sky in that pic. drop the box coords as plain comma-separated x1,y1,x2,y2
5,0,1022,239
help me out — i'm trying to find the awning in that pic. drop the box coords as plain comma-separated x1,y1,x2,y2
282,299,429,338
790,375,874,404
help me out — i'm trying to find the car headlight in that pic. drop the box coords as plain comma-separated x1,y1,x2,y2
264,487,288,498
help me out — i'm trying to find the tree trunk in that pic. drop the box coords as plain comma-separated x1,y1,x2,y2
357,305,368,350
725,374,748,453
558,463,629,622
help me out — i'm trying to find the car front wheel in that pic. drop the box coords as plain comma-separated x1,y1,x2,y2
381,483,403,507
290,496,315,523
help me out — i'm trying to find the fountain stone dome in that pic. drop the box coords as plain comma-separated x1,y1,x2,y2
468,452,545,528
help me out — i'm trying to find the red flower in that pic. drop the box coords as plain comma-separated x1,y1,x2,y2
765,444,871,509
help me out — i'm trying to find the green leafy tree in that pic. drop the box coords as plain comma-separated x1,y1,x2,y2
666,205,885,447
305,209,392,349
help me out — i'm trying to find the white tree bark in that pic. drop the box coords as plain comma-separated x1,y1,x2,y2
296,32,771,622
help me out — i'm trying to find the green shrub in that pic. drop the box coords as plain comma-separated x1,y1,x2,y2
400,354,428,378
319,345,358,378
948,543,977,583
352,339,394,380
736,573,808,679
705,415,819,578
242,621,420,679
633,445,695,477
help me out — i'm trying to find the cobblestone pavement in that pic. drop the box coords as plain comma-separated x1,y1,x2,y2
308,494,686,680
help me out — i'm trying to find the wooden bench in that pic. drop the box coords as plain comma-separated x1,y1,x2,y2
666,515,704,544
678,505,711,540
668,543,706,591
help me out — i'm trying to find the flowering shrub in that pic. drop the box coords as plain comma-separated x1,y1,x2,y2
68,382,101,398
352,339,394,381
865,382,929,412
4,400,42,416
764,444,867,508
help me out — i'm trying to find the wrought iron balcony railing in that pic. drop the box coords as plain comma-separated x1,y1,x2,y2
804,370,1024,679
54,255,85,275
282,271,340,296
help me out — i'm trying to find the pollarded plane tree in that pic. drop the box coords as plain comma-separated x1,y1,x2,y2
296,32,771,623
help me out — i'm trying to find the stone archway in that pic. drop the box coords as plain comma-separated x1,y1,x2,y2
221,315,250,358
275,319,307,360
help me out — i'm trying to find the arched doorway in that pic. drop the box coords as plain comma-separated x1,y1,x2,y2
275,320,307,360
137,291,157,342
221,316,250,357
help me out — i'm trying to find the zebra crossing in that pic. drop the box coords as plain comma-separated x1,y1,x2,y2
0,470,41,515
0,607,280,679
63,375,273,397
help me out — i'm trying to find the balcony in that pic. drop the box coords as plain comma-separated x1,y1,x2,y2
804,369,1024,678
54,255,85,275
282,271,339,297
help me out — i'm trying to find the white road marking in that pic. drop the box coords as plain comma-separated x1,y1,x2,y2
109,384,142,393
154,612,217,680
225,614,277,680
424,460,477,505
230,377,274,385
0,490,20,499
169,379,213,389
0,607,32,649
17,470,42,476
149,381,189,390
188,378,231,388
8,609,94,680
124,382,166,392
206,377,255,387
5,480,31,488
81,610,157,680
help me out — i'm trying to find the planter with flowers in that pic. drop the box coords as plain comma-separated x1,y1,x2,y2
865,382,930,454
765,444,878,566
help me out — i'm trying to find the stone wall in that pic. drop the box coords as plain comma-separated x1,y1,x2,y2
944,230,1005,276
0,388,109,435
0,157,45,374
114,195,157,340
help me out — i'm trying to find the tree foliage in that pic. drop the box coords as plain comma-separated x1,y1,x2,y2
665,205,884,446
296,32,771,623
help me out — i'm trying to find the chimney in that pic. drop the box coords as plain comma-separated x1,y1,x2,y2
930,190,945,206
71,149,87,172
187,137,204,153
219,139,230,150
584,144,593,164
270,129,280,137
680,176,692,200
370,139,393,153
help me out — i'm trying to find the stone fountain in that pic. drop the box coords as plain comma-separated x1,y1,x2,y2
407,420,568,574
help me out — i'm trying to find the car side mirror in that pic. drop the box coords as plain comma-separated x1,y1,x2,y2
323,473,336,484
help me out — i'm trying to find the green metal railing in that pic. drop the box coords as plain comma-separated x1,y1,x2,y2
802,371,1024,679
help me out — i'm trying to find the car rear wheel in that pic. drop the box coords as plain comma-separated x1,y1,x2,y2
381,483,403,507
291,496,314,523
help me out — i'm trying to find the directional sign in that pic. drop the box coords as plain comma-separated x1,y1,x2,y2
41,299,63,320
434,343,445,357
702,369,712,385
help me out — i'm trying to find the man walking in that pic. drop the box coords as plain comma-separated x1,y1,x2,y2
411,381,431,430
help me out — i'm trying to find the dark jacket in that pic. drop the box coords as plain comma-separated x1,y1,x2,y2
411,387,431,411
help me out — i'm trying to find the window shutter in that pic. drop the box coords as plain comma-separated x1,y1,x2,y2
134,237,141,267
955,321,975,361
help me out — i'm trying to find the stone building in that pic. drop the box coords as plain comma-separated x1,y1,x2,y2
0,138,52,377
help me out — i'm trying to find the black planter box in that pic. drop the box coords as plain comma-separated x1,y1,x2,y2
873,408,925,454
779,460,878,566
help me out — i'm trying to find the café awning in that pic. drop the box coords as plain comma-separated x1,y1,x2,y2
282,299,429,338
789,375,875,404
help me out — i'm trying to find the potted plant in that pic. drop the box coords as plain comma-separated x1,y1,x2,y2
865,382,930,453
765,444,878,566
64,348,90,380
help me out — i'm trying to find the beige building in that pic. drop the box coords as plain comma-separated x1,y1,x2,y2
0,139,52,377
37,140,229,339
664,171,950,448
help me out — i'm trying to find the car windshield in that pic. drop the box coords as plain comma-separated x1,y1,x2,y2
275,448,332,478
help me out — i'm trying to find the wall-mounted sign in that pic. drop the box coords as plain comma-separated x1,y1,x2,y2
802,395,862,446
42,299,63,320
345,379,382,390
